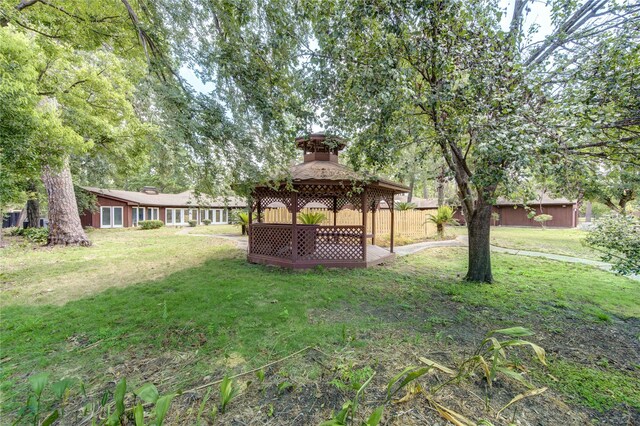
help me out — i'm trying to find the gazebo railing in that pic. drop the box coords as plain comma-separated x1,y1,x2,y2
249,224,365,262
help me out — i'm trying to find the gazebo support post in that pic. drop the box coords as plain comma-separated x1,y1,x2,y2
257,200,262,223
371,204,376,246
361,191,368,262
332,196,337,227
292,192,298,261
390,192,395,253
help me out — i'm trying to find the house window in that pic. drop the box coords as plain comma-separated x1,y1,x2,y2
101,206,123,228
101,207,111,228
189,209,198,222
215,209,221,223
166,209,174,224
222,209,228,223
147,208,159,221
175,209,182,224
132,207,145,226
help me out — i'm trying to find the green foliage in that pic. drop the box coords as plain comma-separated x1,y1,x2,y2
202,219,212,226
9,227,49,244
533,214,553,229
394,202,416,211
585,214,640,275
219,376,239,413
427,206,459,238
188,220,197,227
139,220,164,230
298,211,326,225
74,186,98,215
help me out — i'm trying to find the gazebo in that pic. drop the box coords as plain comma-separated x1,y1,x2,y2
247,133,409,268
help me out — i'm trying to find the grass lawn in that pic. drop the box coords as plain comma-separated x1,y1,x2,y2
1,228,638,425
453,226,600,260
186,224,241,235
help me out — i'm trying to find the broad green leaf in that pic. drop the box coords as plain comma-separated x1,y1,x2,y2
41,410,60,426
155,393,176,426
29,372,49,398
134,403,145,426
114,377,127,417
51,378,74,400
364,405,384,426
134,383,159,404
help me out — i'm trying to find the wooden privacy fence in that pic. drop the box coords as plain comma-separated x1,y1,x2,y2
263,208,438,238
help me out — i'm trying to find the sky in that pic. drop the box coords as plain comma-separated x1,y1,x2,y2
181,0,556,95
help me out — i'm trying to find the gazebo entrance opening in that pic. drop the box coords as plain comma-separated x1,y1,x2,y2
248,134,409,269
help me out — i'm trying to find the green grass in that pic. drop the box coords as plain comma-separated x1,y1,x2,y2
187,224,241,235
0,228,638,419
453,226,600,260
536,359,640,411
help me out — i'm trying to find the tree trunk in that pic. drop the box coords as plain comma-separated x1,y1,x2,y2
465,202,493,283
42,161,91,246
422,183,428,199
16,208,27,229
26,182,40,228
585,201,592,222
407,175,415,203
437,166,445,206
437,223,443,239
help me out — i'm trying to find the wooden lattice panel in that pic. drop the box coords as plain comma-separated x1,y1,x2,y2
366,187,395,210
296,226,364,261
250,224,292,259
253,188,294,212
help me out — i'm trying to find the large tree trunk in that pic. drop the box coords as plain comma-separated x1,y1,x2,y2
466,202,493,283
26,182,40,228
407,175,415,203
42,161,91,246
585,201,592,222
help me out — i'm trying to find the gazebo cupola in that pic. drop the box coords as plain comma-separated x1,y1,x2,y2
248,133,409,269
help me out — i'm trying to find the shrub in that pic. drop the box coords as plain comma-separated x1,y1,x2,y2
202,219,211,226
23,227,49,244
427,206,459,239
395,201,416,211
139,220,164,230
188,220,197,227
6,227,49,243
533,214,553,229
585,213,640,275
6,227,21,236
298,211,326,224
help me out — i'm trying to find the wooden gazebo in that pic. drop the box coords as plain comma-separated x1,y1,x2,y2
248,133,409,269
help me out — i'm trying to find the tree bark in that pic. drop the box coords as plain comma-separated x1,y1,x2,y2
407,175,415,203
42,161,91,246
26,182,40,228
585,201,592,222
437,168,445,207
465,201,493,283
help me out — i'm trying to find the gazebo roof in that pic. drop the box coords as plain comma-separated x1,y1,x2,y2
255,133,409,193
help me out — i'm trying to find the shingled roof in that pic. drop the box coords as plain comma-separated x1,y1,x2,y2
82,187,246,208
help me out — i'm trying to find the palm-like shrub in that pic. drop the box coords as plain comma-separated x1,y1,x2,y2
427,205,459,239
298,211,326,225
395,201,416,211
232,212,250,235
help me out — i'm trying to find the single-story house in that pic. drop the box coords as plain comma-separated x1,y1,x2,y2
492,195,579,228
381,194,579,228
79,186,246,228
